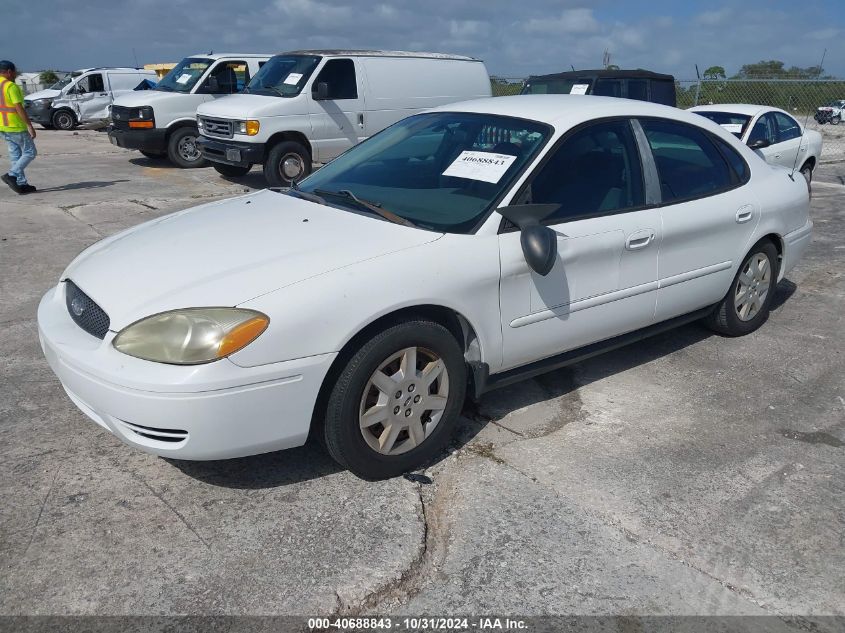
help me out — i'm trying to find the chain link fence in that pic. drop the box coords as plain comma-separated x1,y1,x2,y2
491,76,845,163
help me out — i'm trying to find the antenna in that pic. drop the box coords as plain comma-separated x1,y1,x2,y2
132,47,139,69
790,48,827,181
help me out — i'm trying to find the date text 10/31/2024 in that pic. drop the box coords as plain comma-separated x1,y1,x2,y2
307,617,528,630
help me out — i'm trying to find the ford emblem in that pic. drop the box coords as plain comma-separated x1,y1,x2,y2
70,297,86,317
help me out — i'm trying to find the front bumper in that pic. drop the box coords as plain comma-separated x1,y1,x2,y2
107,126,168,153
25,101,52,126
197,136,265,167
37,284,336,460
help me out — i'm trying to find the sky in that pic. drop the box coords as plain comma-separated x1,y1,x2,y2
9,0,844,80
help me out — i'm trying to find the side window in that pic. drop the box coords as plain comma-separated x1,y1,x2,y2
712,136,749,183
773,112,801,142
747,114,776,146
88,74,105,92
314,59,358,100
209,61,248,94
640,119,733,202
594,79,622,97
528,119,645,223
627,80,648,101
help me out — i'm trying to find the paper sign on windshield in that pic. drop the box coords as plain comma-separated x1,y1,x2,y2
284,73,303,85
176,73,192,85
721,123,743,134
570,84,589,95
442,151,518,184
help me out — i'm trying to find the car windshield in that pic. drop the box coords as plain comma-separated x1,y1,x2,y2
155,58,213,93
49,74,79,90
245,55,320,97
298,112,551,233
693,111,751,138
522,78,593,95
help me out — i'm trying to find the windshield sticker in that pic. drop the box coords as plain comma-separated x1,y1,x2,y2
721,123,744,134
570,83,589,95
442,151,518,184
284,73,303,85
176,73,192,84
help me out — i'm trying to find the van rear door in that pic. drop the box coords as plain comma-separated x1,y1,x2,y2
307,58,366,162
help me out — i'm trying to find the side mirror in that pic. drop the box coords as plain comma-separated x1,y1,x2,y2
313,81,329,100
497,204,561,276
748,138,770,149
205,76,220,93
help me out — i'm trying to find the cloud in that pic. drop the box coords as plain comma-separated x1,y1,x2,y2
523,8,600,34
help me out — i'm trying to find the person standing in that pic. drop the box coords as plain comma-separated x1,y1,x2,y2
0,60,37,194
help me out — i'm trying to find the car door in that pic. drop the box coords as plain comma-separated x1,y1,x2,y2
771,111,805,169
72,73,112,121
746,112,786,166
639,118,760,321
307,58,365,162
498,119,661,370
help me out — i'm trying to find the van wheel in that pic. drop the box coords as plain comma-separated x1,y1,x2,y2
167,127,206,168
213,163,252,178
323,319,467,480
705,240,779,337
263,141,311,187
52,109,76,130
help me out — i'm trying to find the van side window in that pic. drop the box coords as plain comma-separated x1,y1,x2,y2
594,79,622,97
640,119,733,202
314,59,358,100
627,80,648,101
527,119,644,223
209,61,248,94
79,74,104,93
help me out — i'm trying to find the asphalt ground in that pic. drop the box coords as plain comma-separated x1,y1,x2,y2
0,130,842,627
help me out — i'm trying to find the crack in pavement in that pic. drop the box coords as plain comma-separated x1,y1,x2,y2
21,463,63,561
131,471,211,551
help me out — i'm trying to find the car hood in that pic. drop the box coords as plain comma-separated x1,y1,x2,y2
197,93,307,118
25,89,61,101
112,90,194,109
63,189,442,331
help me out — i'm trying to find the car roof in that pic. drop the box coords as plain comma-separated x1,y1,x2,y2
430,94,716,129
187,53,273,60
281,49,480,62
688,103,780,117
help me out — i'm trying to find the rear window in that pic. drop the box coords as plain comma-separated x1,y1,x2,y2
521,78,593,95
693,111,752,139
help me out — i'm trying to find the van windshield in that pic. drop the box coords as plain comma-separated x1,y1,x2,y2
156,58,213,93
50,73,81,91
245,55,320,97
297,112,551,233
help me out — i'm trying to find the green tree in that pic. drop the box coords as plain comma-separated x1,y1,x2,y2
733,60,825,79
703,66,726,79
39,70,60,85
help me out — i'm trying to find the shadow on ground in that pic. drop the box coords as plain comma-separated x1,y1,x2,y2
34,180,130,193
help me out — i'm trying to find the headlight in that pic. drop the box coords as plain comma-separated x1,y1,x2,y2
113,308,269,365
34,98,54,106
235,119,260,136
128,106,155,128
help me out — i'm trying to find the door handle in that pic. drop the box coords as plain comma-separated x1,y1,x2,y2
98,92,108,96
625,229,654,250
735,206,753,223
357,112,364,128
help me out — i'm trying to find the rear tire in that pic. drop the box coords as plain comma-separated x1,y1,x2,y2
800,161,813,194
323,319,466,480
263,141,311,187
51,109,76,130
705,240,779,337
213,163,252,178
167,127,206,168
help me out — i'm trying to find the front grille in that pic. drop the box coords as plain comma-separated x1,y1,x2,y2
116,420,189,444
110,105,132,130
65,280,110,339
199,116,234,139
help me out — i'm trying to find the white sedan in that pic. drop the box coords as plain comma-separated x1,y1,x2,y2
690,104,822,184
38,96,813,479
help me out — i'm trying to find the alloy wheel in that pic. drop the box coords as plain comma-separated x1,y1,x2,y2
734,253,771,321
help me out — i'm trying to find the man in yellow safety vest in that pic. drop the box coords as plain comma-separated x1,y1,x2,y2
0,60,38,194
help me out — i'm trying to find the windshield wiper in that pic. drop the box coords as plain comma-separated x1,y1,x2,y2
285,188,327,205
314,189,417,228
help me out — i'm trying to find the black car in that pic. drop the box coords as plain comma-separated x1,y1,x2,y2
521,69,677,107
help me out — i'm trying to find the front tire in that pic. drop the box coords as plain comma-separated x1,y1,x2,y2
323,319,467,480
705,240,779,336
832,115,841,126
51,109,76,130
213,163,252,178
263,141,311,187
167,127,206,168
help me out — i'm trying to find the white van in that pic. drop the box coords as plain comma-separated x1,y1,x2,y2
24,68,157,130
195,50,492,185
108,54,271,167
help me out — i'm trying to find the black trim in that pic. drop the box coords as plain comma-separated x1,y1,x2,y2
471,306,715,398
527,69,675,82
108,126,167,152
197,136,266,167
